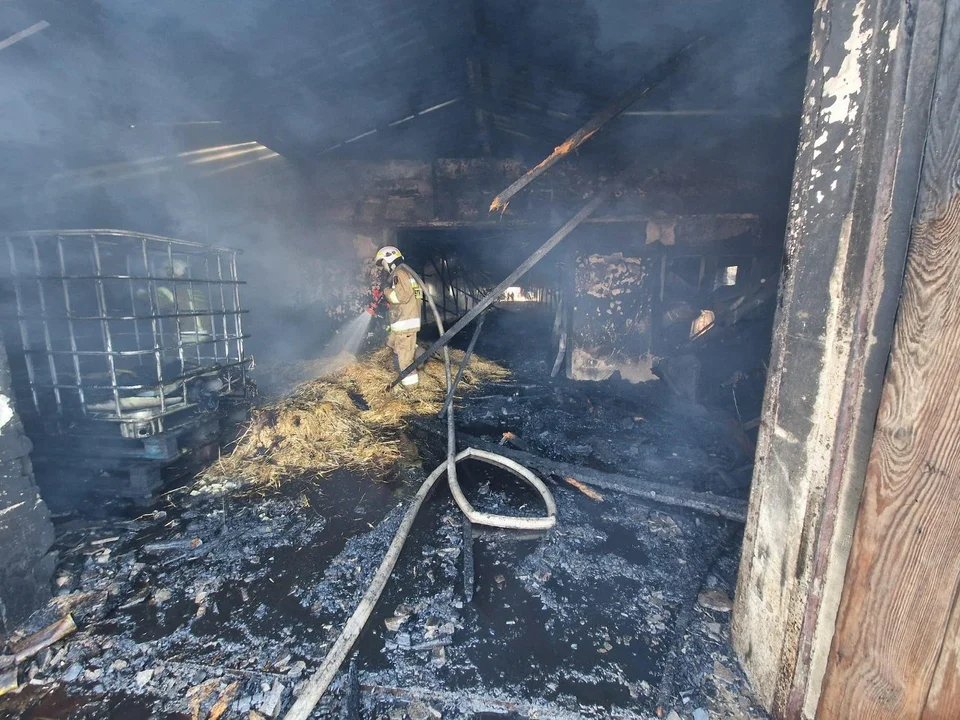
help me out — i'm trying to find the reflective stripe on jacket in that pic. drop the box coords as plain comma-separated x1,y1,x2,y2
390,317,421,332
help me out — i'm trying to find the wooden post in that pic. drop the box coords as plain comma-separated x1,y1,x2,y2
466,57,493,156
731,0,947,717
818,0,960,715
440,257,450,321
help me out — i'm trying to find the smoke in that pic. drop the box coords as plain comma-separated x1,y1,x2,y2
0,0,812,366
481,0,811,186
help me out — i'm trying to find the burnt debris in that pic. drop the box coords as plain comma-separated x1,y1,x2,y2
0,0,817,718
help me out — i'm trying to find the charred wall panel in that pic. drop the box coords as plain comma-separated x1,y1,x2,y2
570,251,657,382
565,216,762,384
319,159,768,230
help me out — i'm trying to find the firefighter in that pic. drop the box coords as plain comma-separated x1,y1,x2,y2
156,259,213,352
374,246,422,387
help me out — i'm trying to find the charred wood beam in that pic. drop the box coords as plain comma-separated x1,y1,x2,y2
466,57,494,155
461,434,747,523
411,419,747,522
317,98,462,156
1,615,76,668
466,0,494,155
488,35,708,213
622,108,784,117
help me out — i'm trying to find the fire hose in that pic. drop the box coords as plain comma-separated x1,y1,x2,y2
283,264,556,720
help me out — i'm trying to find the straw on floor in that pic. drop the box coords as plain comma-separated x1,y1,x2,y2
205,347,510,486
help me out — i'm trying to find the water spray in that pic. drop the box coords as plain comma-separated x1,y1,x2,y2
320,311,373,361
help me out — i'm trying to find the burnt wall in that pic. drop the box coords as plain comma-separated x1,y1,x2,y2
571,250,657,382
0,332,55,634
565,216,762,383
315,158,770,229
731,0,941,714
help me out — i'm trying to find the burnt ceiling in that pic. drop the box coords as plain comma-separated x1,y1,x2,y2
2,0,812,172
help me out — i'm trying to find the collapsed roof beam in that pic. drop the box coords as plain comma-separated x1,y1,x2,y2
392,212,758,230
488,35,708,213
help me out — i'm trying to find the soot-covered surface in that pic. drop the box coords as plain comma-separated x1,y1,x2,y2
1,305,765,719
443,306,755,498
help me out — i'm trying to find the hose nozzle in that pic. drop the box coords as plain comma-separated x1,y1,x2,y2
367,287,384,315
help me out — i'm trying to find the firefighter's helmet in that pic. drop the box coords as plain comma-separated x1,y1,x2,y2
166,258,189,278
374,246,403,270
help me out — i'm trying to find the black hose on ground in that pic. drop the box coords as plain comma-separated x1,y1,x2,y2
283,265,556,720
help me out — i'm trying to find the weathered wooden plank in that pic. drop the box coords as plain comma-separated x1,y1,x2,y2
924,591,960,719
819,0,960,710
820,196,960,718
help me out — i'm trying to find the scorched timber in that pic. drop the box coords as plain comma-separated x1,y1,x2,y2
466,438,747,523
488,35,707,213
411,421,747,522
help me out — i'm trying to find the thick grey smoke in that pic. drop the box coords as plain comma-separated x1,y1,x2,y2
0,0,811,361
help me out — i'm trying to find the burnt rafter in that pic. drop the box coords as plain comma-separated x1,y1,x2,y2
488,34,711,213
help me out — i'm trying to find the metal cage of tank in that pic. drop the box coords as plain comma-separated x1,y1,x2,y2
0,229,251,440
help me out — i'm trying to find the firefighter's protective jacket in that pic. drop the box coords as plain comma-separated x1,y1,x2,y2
384,266,422,334
157,283,212,340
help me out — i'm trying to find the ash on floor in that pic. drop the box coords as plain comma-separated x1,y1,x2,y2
2,308,766,719
1,461,765,719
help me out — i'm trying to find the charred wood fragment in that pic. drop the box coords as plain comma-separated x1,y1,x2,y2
3,614,77,668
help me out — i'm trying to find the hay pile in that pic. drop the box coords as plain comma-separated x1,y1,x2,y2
207,347,509,486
